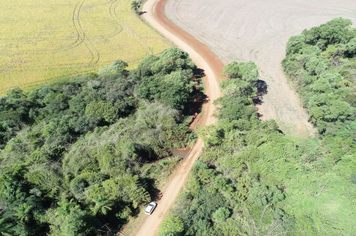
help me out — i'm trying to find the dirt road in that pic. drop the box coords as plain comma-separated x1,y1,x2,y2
165,0,356,138
133,0,222,235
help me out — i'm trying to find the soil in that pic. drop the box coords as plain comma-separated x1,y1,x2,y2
165,0,356,138
131,0,222,235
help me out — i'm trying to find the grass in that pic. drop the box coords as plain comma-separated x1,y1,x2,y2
0,0,172,95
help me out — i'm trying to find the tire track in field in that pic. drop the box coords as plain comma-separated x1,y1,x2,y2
20,0,100,64
97,0,124,38
0,1,88,71
111,0,151,55
18,1,99,65
17,1,86,56
70,1,87,50
2,0,121,72
82,0,124,39
26,0,121,55
73,0,100,65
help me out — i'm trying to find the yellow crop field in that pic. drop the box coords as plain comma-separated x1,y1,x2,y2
0,0,171,95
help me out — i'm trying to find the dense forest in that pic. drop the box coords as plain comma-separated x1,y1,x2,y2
158,19,356,236
283,17,356,140
0,48,202,235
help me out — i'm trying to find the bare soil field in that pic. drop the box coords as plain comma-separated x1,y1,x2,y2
166,0,356,138
0,0,171,95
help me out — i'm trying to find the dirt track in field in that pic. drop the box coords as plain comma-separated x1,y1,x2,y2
166,0,356,138
133,0,222,235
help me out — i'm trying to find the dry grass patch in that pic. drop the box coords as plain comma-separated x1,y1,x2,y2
0,0,171,95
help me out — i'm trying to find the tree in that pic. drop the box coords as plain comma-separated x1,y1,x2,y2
85,100,118,123
90,195,113,216
137,48,198,110
151,48,195,75
160,71,196,109
223,61,259,83
286,35,306,55
98,60,128,76
48,201,97,236
159,216,184,236
131,1,140,13
0,47,199,235
212,207,230,223
345,37,356,56
13,203,34,222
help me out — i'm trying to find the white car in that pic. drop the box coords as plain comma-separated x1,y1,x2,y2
144,202,157,215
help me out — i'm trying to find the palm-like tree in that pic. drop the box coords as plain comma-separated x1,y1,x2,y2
57,199,76,214
131,1,140,13
91,196,113,216
14,203,34,222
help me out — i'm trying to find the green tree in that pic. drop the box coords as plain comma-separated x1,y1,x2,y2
223,61,259,83
345,37,356,56
0,47,198,235
98,60,128,76
13,203,34,222
159,216,184,236
131,1,140,13
85,100,118,123
212,207,230,223
48,201,97,236
160,70,196,109
151,48,195,75
90,195,113,216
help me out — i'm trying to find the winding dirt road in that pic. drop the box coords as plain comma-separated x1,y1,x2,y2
133,0,222,235
132,0,356,234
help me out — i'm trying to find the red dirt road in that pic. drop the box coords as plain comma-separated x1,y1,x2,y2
132,0,223,235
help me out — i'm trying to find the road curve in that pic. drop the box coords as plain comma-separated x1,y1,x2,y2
134,0,222,235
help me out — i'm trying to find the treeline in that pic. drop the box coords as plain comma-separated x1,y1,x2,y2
283,18,356,140
0,48,201,235
159,59,356,234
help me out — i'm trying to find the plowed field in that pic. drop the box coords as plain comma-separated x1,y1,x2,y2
166,0,356,137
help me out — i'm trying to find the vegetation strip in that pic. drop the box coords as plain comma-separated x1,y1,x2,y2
132,0,224,234
0,48,202,235
160,19,356,236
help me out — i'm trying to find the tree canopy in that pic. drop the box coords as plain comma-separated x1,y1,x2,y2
0,48,201,235
164,32,356,235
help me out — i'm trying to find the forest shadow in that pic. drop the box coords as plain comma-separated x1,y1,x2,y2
193,68,205,79
184,90,208,117
142,177,163,202
253,79,268,105
96,204,133,235
183,68,208,117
